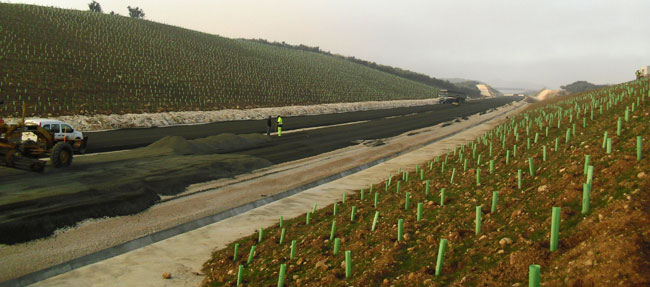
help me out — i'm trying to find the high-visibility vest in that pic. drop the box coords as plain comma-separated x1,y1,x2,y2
277,117,283,126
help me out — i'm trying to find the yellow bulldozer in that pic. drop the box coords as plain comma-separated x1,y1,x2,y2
0,101,86,172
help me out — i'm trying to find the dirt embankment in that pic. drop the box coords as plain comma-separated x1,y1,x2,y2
0,134,272,244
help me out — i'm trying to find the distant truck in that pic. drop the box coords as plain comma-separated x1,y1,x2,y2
636,66,649,79
438,89,466,105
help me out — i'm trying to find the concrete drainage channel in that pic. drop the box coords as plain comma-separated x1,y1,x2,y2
2,102,523,287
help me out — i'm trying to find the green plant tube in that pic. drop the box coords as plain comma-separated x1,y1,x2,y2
491,191,498,213
397,219,404,241
490,142,493,157
420,169,424,180
543,146,547,161
233,243,240,261
333,202,338,216
637,136,642,161
306,212,310,225
518,169,522,189
582,118,586,129
370,184,373,193
529,264,541,287
425,180,430,196
584,155,590,175
290,240,296,259
330,220,337,241
350,206,356,222
607,138,612,154
527,138,531,150
582,183,591,214
514,145,517,157
572,123,576,136
258,227,263,243
387,173,392,187
345,250,352,278
506,150,510,165
555,137,559,151
415,165,419,174
545,126,549,137
529,157,535,177
405,171,409,182
360,189,364,201
333,237,340,255
435,239,447,276
489,160,494,174
534,132,539,144
565,128,571,143
312,203,317,214
247,245,256,264
417,202,423,221
396,181,400,193
450,168,456,184
602,131,608,149
405,192,410,210
617,117,622,136
550,207,561,251
476,168,481,186
237,264,244,286
385,181,389,191
342,193,346,204
372,211,379,231
600,105,603,114
277,264,287,287
280,216,284,228
586,165,594,185
374,192,379,208
475,206,482,235
477,154,482,166
625,108,629,122
440,188,446,206
463,158,468,171
280,228,286,245
441,162,445,173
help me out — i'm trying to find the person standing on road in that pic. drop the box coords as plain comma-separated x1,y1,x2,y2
266,116,272,136
277,115,283,137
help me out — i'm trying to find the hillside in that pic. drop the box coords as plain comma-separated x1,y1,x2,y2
561,81,608,94
203,78,650,286
0,4,442,118
246,39,483,98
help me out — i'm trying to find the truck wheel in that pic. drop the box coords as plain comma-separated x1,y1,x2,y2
51,142,73,168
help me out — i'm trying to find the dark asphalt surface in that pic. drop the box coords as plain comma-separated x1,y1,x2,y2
87,97,522,164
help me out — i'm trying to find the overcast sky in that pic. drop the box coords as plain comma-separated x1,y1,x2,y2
10,0,650,89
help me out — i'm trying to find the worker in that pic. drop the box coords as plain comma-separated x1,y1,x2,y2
277,115,283,137
266,116,272,136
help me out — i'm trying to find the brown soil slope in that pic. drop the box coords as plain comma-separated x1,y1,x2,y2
203,79,650,286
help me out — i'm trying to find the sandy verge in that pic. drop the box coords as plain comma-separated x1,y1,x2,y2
4,98,442,132
0,101,525,284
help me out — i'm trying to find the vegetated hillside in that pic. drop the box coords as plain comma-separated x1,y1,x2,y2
561,81,608,94
0,4,440,118
246,39,483,98
203,78,650,286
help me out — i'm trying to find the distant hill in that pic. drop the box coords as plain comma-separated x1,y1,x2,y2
0,4,447,117
560,81,608,94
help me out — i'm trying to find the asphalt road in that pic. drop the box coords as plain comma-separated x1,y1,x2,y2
87,97,521,160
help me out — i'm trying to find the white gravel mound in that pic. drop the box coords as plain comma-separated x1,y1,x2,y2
5,99,441,132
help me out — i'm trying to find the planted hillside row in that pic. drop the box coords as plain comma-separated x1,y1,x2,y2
203,77,650,286
0,4,440,117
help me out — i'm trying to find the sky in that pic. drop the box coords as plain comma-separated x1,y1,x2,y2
8,0,650,90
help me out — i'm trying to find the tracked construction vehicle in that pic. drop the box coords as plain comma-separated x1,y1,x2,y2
0,102,87,172
438,89,466,105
